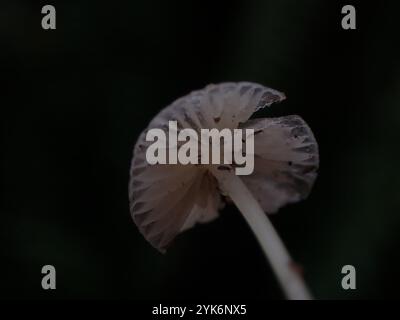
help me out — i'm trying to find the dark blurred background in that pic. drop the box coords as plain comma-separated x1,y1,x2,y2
1,0,399,300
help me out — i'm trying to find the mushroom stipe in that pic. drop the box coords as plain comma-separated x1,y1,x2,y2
129,82,319,300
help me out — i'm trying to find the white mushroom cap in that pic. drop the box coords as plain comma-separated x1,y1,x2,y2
129,82,319,252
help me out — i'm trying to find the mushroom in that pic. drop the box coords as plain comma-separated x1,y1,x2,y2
129,82,319,300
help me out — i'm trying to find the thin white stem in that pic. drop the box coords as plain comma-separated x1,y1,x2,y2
211,167,313,300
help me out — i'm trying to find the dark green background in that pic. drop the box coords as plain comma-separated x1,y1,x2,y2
1,0,399,299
